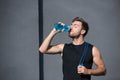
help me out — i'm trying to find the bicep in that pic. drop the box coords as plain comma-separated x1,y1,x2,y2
92,46,105,67
46,44,64,54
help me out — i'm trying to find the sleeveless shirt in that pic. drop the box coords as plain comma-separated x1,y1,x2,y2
62,42,93,80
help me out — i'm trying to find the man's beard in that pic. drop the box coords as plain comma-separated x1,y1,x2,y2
68,32,81,39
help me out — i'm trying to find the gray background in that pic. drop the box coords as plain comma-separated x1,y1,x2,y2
43,0,120,80
0,0,39,80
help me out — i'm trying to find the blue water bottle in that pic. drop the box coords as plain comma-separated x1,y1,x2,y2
54,22,70,32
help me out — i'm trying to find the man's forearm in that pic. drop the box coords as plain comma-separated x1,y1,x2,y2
39,29,58,53
88,67,106,76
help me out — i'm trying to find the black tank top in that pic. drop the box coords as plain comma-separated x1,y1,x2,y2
62,42,93,80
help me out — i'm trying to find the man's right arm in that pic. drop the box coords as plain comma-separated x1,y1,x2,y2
39,28,64,54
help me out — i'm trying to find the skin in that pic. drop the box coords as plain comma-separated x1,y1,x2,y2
39,21,106,75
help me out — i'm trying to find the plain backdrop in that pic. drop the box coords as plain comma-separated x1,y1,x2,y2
0,0,39,80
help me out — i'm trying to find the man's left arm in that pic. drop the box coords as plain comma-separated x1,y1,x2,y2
77,46,106,75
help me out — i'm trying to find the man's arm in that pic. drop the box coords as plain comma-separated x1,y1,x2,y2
88,46,106,75
90,46,106,75
77,46,106,75
39,28,64,54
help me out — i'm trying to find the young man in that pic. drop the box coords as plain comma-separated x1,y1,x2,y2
39,17,106,80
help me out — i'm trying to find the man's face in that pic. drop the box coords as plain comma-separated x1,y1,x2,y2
69,21,84,38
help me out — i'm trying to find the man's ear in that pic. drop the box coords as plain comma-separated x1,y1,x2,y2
81,29,86,35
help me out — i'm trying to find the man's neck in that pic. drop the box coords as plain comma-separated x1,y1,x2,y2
72,36,85,45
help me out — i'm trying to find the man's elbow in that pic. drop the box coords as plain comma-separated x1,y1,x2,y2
39,47,46,54
102,68,107,75
99,67,107,76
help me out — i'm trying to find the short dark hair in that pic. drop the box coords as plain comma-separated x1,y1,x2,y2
72,17,89,37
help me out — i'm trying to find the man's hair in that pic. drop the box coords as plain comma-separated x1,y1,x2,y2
72,17,89,37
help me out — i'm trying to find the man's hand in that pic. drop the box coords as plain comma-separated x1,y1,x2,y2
77,65,90,75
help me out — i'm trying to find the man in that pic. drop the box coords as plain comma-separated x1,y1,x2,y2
39,17,106,80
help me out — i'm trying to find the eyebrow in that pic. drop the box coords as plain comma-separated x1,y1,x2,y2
71,23,80,26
